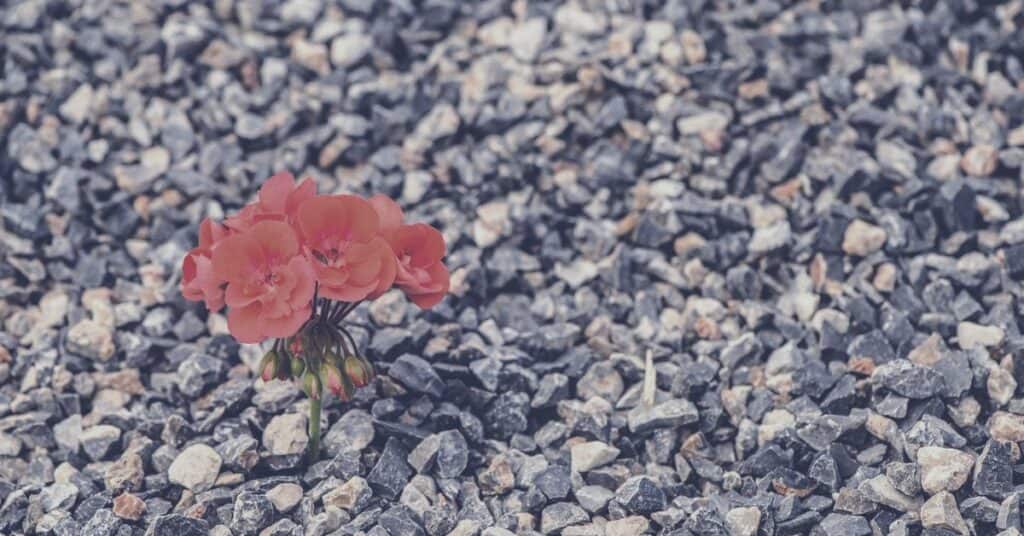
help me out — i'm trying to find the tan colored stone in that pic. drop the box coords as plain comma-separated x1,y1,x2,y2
113,492,146,521
842,220,887,256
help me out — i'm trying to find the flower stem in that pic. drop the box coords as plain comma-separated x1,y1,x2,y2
307,397,321,465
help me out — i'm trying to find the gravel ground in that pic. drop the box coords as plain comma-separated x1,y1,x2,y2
3,1,1024,535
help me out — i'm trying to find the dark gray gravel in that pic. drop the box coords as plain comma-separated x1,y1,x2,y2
3,1,1024,535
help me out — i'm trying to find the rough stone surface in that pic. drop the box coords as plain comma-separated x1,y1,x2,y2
5,3,1024,535
167,444,222,492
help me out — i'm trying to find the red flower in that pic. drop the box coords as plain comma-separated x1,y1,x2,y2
181,218,231,311
370,195,450,309
296,195,397,301
212,220,316,343
389,224,450,308
225,171,316,231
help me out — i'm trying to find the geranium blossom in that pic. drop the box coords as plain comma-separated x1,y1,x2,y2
181,218,231,311
212,220,316,343
370,195,450,308
296,195,397,302
181,171,450,463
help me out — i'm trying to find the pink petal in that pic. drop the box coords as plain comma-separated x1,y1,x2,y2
249,220,300,263
212,233,263,284
286,178,317,219
286,255,317,310
259,172,296,214
261,305,312,339
227,303,266,343
369,194,404,232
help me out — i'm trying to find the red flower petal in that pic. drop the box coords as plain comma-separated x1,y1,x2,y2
368,238,398,299
224,281,260,308
397,224,446,266
198,218,230,249
259,171,296,214
212,233,263,284
285,255,317,311
262,305,312,339
404,262,449,309
297,195,379,246
286,178,317,219
369,194,404,232
227,303,265,343
249,220,300,263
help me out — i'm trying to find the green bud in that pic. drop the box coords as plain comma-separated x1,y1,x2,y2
344,355,374,388
302,370,321,400
291,356,305,378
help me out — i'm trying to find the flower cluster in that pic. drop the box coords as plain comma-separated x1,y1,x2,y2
181,171,449,344
182,171,449,417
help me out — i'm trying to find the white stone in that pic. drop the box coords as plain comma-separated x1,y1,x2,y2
60,84,95,124
917,446,974,495
604,516,649,536
957,322,1004,349
842,219,887,256
267,483,303,512
168,444,222,492
330,33,372,68
920,491,969,535
262,413,308,456
510,18,546,62
725,507,761,536
570,441,620,473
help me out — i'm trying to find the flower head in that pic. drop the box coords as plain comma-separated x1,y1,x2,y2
370,195,449,309
212,220,316,343
296,195,397,301
181,218,231,311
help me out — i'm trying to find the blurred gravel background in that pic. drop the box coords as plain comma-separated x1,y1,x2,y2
3,1,1024,535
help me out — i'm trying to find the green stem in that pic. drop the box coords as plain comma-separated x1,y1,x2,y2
307,397,321,465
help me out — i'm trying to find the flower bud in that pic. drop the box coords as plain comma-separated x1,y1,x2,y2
302,370,321,400
259,350,278,382
291,356,305,378
321,360,353,401
344,355,374,388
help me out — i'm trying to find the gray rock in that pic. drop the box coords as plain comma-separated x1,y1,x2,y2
436,430,469,479
817,513,871,536
388,354,445,397
39,483,78,511
627,399,699,433
615,476,666,515
323,409,375,456
229,491,274,535
974,441,1015,499
540,502,589,534
176,353,226,398
367,438,413,500
80,425,121,461
408,433,441,473
145,514,208,536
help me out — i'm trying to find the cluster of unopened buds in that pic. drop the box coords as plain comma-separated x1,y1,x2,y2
180,171,449,460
